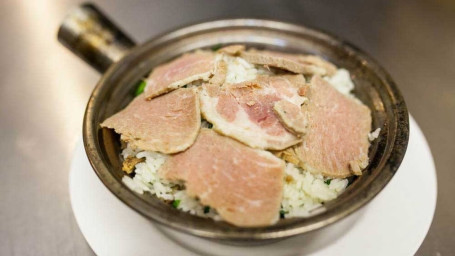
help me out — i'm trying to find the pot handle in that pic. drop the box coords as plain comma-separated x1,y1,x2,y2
57,3,136,73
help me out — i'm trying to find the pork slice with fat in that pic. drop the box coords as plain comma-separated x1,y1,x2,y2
159,129,285,227
101,88,201,154
200,75,307,150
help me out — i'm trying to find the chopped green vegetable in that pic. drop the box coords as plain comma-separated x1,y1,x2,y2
201,119,214,129
172,200,181,208
324,179,332,185
182,84,188,88
134,80,147,96
211,44,222,51
279,209,288,219
203,206,210,214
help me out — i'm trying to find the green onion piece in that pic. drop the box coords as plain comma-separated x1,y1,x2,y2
207,123,213,129
172,200,181,208
182,84,188,88
211,44,222,51
324,179,332,185
203,206,210,214
134,80,147,96
279,209,288,219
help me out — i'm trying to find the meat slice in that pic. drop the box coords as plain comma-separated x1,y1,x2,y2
217,44,245,55
294,76,371,178
273,147,300,166
240,49,335,76
297,55,337,76
101,88,201,154
144,52,215,99
207,59,227,86
159,129,285,227
200,75,307,150
273,100,307,135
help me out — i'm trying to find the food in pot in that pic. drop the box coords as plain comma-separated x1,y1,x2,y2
101,45,380,227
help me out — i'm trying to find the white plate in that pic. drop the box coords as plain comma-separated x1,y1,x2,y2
69,116,437,256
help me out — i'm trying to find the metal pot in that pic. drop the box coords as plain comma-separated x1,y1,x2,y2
58,3,409,244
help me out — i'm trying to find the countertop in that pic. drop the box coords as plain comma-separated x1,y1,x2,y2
0,0,453,255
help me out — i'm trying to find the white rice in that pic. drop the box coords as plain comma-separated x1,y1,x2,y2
369,128,381,141
121,54,377,221
223,55,258,84
281,164,348,217
325,68,355,95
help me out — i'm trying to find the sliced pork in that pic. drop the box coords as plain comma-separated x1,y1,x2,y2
217,44,245,55
294,76,371,178
207,59,227,86
273,100,307,135
101,88,201,154
144,52,215,99
240,49,335,76
200,75,307,150
297,55,337,76
159,129,285,227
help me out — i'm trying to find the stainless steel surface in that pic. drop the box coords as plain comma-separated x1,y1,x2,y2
0,0,452,255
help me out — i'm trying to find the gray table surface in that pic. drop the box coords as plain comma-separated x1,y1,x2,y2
0,0,453,255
